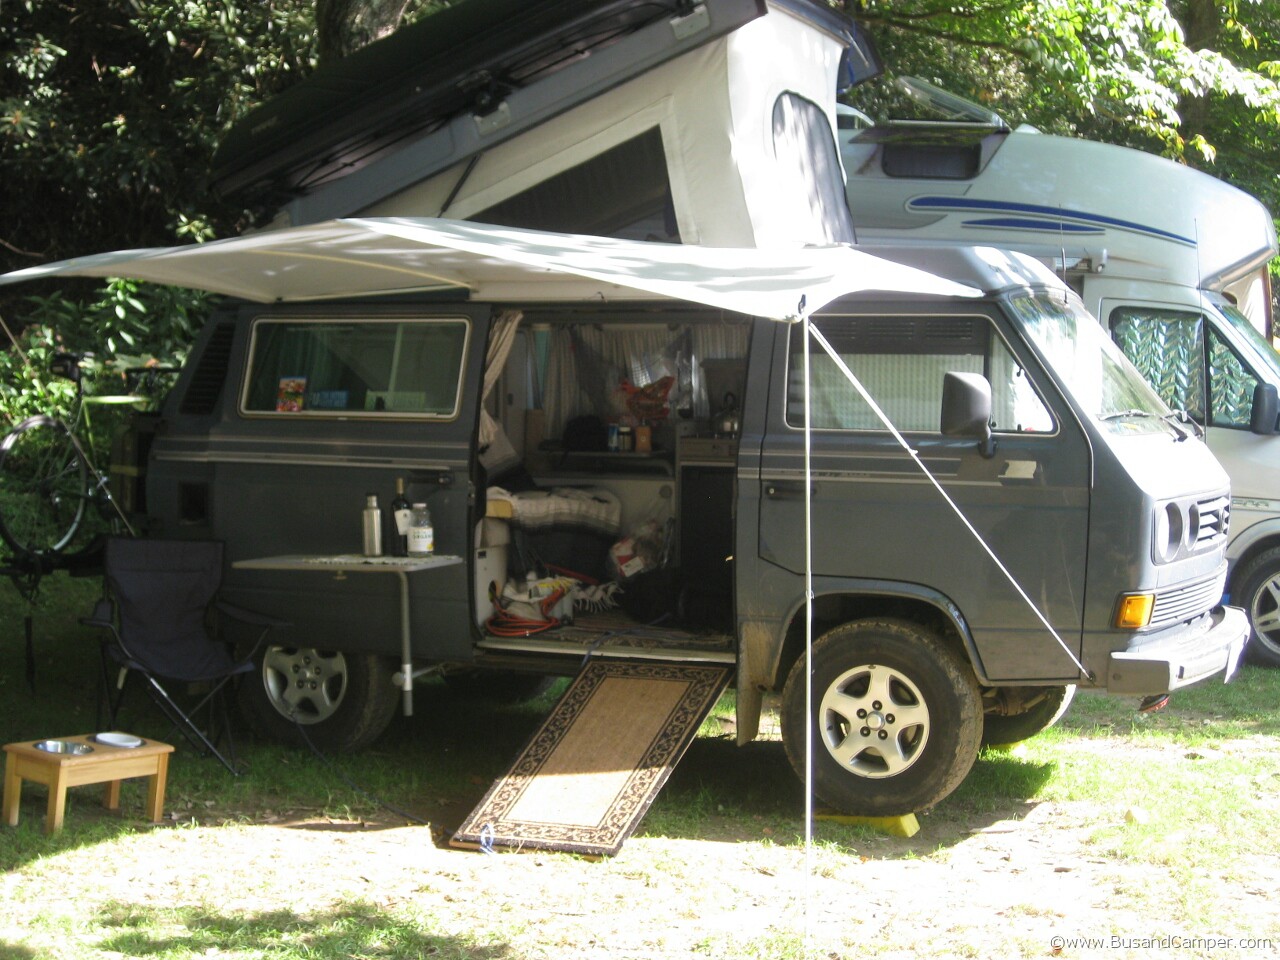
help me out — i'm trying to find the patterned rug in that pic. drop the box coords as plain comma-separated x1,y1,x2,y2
451,660,731,857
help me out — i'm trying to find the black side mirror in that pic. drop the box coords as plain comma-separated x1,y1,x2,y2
941,371,997,458
1250,382,1279,435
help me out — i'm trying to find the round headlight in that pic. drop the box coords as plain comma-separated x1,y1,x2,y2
1155,501,1184,563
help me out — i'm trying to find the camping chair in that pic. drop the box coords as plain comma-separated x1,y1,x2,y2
81,537,288,774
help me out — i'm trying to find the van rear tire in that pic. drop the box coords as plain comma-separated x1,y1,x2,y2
781,619,983,817
981,684,1075,747
239,645,399,753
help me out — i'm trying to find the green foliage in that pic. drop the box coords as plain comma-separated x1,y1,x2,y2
0,0,317,265
848,1,1280,189
0,278,204,429
0,1,314,426
0,324,78,428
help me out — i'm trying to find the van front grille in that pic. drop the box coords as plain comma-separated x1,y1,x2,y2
1150,570,1226,628
1192,494,1230,548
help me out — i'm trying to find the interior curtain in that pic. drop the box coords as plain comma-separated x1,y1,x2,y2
479,310,523,473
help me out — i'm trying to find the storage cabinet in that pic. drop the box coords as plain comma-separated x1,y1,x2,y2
677,437,736,630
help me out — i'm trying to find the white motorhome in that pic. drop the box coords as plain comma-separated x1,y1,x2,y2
840,79,1280,665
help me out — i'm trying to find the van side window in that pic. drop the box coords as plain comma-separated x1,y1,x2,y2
1109,308,1206,420
242,318,470,418
472,128,678,242
788,315,1052,433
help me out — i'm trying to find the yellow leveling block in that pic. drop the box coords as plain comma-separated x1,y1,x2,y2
813,810,920,838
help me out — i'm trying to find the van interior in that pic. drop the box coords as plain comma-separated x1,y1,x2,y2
468,307,751,661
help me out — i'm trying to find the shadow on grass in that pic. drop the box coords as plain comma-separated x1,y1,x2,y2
639,735,1057,855
84,900,513,959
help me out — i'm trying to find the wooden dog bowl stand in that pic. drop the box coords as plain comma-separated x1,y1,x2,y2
3,734,174,834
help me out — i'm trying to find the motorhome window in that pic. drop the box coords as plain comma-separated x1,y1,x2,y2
242,318,469,418
772,93,856,244
787,315,1053,433
472,129,678,242
1109,308,1206,421
1012,295,1169,435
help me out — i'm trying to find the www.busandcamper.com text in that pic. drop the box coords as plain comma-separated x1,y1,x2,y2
1050,934,1274,953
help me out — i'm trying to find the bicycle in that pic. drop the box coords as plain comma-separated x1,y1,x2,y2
0,351,162,561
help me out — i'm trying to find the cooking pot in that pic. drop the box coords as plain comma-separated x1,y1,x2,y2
714,392,741,438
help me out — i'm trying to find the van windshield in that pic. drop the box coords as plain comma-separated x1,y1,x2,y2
1009,294,1173,436
1217,302,1280,383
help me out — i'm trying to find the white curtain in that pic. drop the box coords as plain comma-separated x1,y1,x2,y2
478,310,523,474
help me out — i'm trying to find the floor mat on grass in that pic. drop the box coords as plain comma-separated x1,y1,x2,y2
451,659,730,857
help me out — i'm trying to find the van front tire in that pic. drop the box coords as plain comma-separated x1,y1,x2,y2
781,619,983,817
239,645,399,752
1232,547,1280,667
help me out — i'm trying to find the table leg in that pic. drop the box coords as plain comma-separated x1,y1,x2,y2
397,569,413,717
103,779,122,811
45,769,68,834
3,758,20,827
145,754,169,823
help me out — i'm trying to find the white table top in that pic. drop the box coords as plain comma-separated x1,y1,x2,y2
232,553,463,573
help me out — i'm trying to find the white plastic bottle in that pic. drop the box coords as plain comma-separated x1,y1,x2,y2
407,502,434,557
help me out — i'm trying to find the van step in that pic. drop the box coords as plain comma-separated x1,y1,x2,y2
478,608,733,663
451,659,731,856
476,635,734,663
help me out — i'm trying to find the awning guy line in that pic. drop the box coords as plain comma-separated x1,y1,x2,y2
806,323,1091,678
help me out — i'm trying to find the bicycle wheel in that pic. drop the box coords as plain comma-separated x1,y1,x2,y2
0,415,88,558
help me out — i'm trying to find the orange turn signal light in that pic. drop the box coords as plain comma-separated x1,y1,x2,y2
1114,593,1155,629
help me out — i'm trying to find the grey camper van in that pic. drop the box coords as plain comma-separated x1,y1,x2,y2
13,224,1239,817
0,0,1247,817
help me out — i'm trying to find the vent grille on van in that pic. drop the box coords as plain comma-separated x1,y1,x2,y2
1193,495,1230,548
1150,572,1226,628
178,322,235,416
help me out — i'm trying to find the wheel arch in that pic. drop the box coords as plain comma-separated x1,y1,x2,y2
767,581,988,693
1227,525,1280,595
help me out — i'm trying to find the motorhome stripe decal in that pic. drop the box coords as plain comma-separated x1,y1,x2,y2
960,217,1103,235
906,196,1195,246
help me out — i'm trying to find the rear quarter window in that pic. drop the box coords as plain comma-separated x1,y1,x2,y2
241,317,470,419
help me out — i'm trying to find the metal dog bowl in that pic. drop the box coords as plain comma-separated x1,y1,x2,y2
33,739,93,755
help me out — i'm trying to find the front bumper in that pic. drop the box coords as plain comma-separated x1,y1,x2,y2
1105,605,1248,695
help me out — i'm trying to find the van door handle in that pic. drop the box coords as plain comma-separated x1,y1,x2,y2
765,480,816,499
998,460,1039,484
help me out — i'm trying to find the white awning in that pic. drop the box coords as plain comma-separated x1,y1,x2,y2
0,217,977,319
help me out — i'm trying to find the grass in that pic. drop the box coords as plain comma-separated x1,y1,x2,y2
3,571,1280,958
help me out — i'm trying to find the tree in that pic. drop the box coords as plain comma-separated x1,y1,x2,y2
847,0,1280,169
316,0,414,64
0,1,316,405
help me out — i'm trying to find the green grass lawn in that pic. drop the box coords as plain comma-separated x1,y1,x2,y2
2,571,1279,959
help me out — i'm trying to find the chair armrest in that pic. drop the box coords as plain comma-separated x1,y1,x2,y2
215,600,292,630
79,598,116,631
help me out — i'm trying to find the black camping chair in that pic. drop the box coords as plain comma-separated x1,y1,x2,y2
82,537,288,774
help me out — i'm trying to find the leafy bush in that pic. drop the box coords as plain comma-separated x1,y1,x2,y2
0,279,206,437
